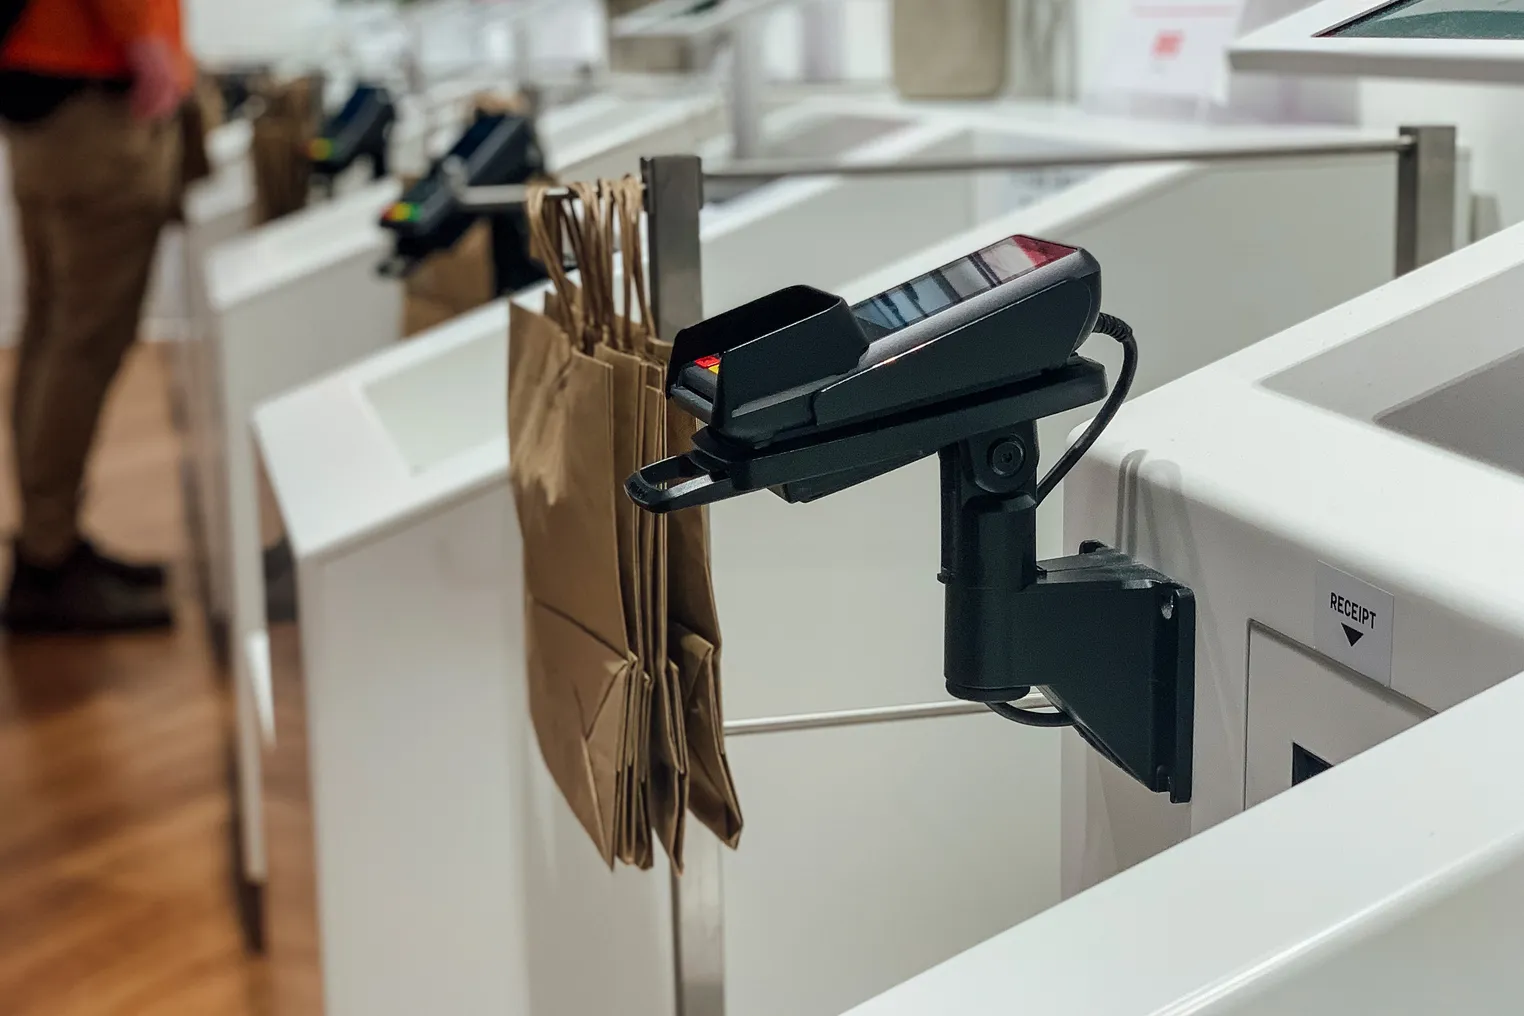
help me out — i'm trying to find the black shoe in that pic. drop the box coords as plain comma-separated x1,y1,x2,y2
3,543,174,634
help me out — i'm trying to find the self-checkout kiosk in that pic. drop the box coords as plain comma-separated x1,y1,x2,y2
842,212,1524,1016
247,115,1407,1014
811,17,1524,1016
1063,206,1524,888
218,96,1007,942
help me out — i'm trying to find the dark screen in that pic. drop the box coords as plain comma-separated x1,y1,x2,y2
447,116,504,159
1323,0,1524,39
402,117,507,205
333,85,381,125
851,235,1076,341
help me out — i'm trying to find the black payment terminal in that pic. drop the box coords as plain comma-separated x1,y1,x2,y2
627,235,1198,804
378,112,548,294
310,84,397,187
667,234,1102,451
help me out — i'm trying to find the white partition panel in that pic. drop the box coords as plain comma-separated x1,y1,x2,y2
849,669,1524,1016
1064,218,1524,893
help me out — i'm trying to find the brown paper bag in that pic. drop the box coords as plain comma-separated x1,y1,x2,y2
250,75,321,224
510,299,637,864
403,220,497,337
667,408,742,849
512,185,647,868
510,176,737,872
170,92,214,224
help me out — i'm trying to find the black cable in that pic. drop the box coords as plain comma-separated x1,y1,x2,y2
986,314,1138,733
988,700,1075,728
1034,312,1139,506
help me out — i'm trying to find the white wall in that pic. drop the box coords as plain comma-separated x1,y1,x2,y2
1362,82,1524,226
1073,0,1524,225
185,0,340,67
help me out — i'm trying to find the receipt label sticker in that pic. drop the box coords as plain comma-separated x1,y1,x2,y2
1315,563,1395,686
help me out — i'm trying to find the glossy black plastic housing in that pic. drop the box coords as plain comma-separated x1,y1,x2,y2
668,286,868,440
311,85,396,179
629,358,1107,513
666,247,1101,449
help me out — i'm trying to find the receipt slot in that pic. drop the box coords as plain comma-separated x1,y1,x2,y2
629,236,1197,800
377,111,547,295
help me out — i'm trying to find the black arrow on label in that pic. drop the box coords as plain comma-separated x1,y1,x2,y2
1342,624,1365,647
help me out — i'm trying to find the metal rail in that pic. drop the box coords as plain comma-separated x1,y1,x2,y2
723,694,1051,738
702,136,1416,181
454,126,1452,278
448,135,1414,213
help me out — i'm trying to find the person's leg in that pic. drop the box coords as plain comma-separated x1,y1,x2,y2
3,91,179,632
11,200,53,454
14,195,169,562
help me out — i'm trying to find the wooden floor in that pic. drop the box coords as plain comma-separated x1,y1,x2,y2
0,347,270,1015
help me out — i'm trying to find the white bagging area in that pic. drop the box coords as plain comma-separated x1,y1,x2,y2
854,208,1524,1016
1064,214,1524,891
247,108,1408,1016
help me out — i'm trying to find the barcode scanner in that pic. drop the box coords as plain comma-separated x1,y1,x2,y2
626,235,1198,803
310,84,397,187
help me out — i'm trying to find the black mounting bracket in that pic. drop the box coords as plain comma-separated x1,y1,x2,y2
938,424,1194,803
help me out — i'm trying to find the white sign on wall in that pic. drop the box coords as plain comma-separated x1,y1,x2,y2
1098,0,1248,103
1314,563,1397,687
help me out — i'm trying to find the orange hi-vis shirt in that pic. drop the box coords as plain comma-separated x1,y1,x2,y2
1,0,191,86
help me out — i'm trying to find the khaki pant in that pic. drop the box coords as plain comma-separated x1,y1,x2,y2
5,91,180,563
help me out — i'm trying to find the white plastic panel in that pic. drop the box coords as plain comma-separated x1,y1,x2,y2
723,716,1062,1016
362,325,508,474
1246,626,1432,808
1378,347,1524,478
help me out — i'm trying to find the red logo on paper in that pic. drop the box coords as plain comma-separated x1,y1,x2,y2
1152,30,1185,58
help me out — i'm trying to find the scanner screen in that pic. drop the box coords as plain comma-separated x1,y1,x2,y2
1324,0,1524,38
851,235,1076,341
334,85,381,123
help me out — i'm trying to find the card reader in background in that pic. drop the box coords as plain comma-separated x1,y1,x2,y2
309,84,397,192
377,111,549,295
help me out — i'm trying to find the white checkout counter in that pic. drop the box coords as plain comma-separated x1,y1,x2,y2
854,203,1524,1016
849,662,1524,1015
248,109,1406,1016
1065,213,1524,890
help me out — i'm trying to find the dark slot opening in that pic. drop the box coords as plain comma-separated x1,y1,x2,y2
1292,743,1333,787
